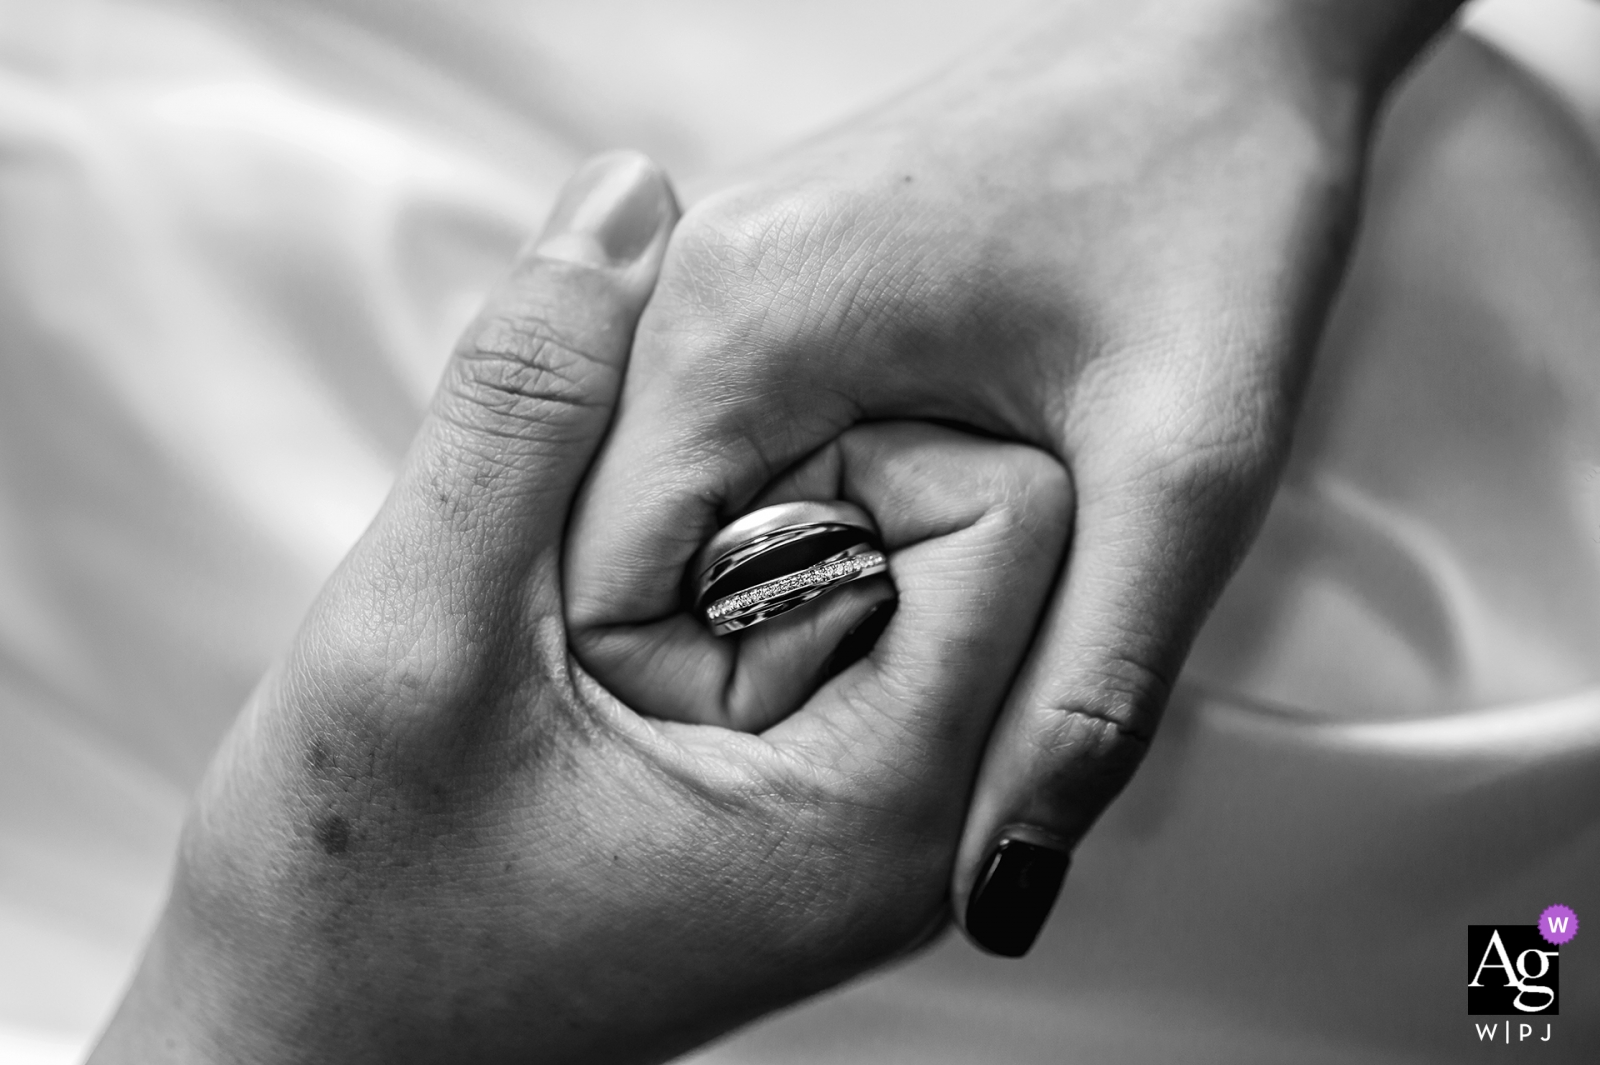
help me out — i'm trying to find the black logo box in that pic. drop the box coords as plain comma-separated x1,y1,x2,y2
1468,925,1559,1016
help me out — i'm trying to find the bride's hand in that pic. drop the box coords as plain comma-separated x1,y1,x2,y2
91,152,1068,1065
566,0,1465,956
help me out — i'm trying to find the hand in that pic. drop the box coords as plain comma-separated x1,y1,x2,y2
91,153,1070,1064
566,0,1465,955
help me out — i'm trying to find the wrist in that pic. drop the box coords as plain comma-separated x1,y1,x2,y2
931,0,1467,135
89,875,324,1065
1009,0,1466,113
1274,0,1468,100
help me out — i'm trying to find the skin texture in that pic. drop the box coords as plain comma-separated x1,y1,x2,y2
91,1,1475,1058
89,153,1071,1064
564,0,1467,937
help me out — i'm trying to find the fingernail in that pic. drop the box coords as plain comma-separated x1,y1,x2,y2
964,836,1070,957
534,151,671,267
823,598,896,679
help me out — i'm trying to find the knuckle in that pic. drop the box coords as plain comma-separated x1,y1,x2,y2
679,185,825,264
1026,696,1154,820
668,196,780,304
296,597,492,726
1081,354,1292,514
637,200,790,378
1036,653,1172,761
954,445,1073,565
1032,702,1153,796
1141,404,1279,504
447,310,614,436
672,192,766,269
1080,411,1283,554
991,446,1074,529
669,186,858,318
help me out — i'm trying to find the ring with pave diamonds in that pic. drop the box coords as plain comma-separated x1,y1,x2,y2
692,501,891,637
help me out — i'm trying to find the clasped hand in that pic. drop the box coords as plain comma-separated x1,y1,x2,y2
95,2,1463,1058
93,153,1068,1065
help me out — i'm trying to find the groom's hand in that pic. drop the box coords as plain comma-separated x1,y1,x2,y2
93,153,1070,1065
567,0,1466,955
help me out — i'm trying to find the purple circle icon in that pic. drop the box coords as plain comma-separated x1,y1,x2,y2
1539,904,1579,946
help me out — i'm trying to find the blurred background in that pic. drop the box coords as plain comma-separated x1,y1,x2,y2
1,1,1597,1061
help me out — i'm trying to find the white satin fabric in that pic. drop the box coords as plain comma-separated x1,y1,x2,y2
0,1,1596,1062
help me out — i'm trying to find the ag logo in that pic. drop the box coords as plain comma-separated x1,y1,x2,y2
1468,926,1558,1015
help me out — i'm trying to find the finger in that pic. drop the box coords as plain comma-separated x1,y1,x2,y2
567,435,901,732
724,578,898,730
571,574,892,732
562,204,869,641
569,422,1070,745
363,152,678,603
953,438,1276,957
770,424,1072,815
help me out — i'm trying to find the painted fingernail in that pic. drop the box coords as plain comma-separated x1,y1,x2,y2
823,598,897,679
964,836,1070,957
534,151,672,267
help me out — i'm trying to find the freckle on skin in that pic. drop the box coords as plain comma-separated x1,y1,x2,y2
315,813,352,855
307,738,332,771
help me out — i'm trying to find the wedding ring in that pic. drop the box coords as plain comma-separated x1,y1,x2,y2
693,501,891,636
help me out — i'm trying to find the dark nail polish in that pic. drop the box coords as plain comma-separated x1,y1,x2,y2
823,598,896,679
534,152,670,267
964,837,1070,957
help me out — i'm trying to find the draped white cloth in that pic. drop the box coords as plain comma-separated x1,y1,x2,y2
0,1,1596,1061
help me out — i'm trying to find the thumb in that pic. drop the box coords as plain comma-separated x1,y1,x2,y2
381,152,678,591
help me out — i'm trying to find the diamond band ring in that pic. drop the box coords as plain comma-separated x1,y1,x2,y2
703,548,889,626
692,501,892,636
